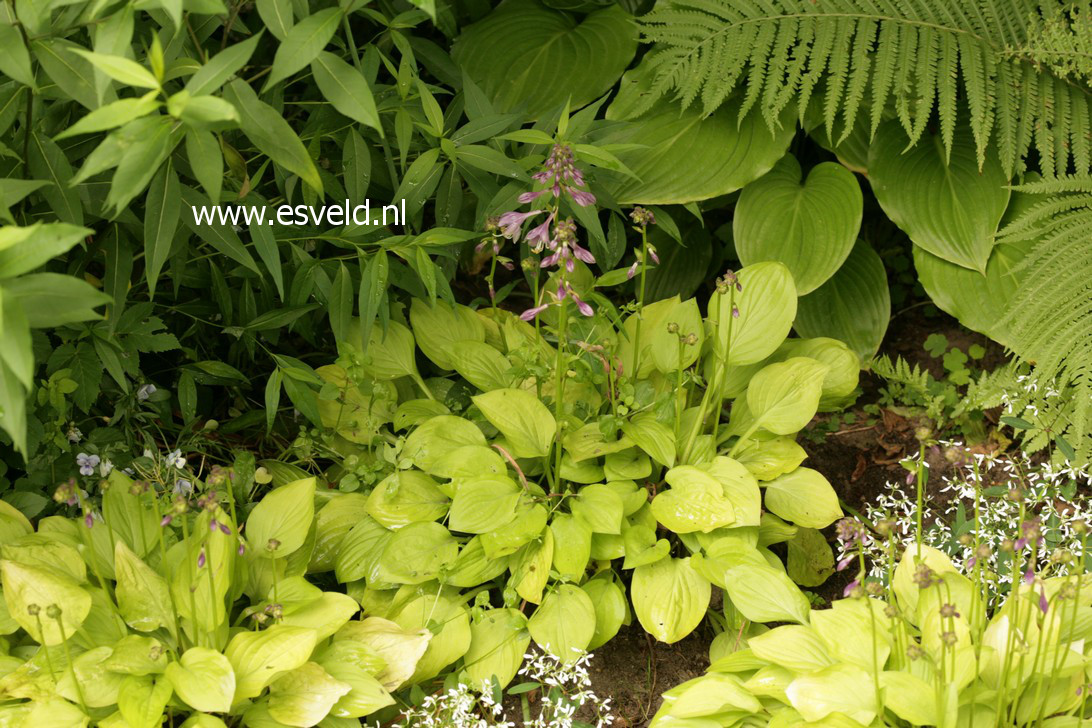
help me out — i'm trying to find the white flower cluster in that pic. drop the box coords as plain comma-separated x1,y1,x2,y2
392,649,613,728
518,649,614,728
394,681,514,728
845,441,1090,602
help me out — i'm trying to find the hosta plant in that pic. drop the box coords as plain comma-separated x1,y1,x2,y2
0,469,435,727
300,254,860,682
651,526,1092,727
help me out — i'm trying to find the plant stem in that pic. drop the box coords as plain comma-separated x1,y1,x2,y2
552,297,568,490
631,226,649,377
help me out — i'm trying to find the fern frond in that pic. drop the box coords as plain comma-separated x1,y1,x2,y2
998,182,1092,465
638,0,1092,175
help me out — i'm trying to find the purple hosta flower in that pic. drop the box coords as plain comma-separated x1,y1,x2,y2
1039,588,1050,615
529,144,596,206
237,542,247,555
525,213,555,251
540,218,595,273
197,549,206,569
53,478,79,506
160,514,173,527
83,511,94,529
836,555,855,572
836,518,868,547
520,280,594,321
626,243,661,279
558,279,594,317
497,210,542,241
732,305,740,319
1020,518,1043,548
843,579,860,597
209,517,232,536
136,383,157,401
629,206,656,228
1023,568,1035,585
76,453,100,477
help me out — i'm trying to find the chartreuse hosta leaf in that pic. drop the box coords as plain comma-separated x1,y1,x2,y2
166,648,235,713
602,100,793,205
463,609,530,687
452,0,637,119
245,477,316,558
528,584,596,662
711,262,798,367
734,154,863,294
762,468,843,529
744,357,829,437
1,559,91,645
651,466,736,534
723,562,811,624
472,388,557,459
631,557,710,643
869,121,1010,273
409,298,485,371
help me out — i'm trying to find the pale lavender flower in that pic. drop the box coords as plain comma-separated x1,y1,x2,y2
76,453,100,477
137,383,157,401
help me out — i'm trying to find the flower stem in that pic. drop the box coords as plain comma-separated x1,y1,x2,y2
631,227,650,378
552,297,569,490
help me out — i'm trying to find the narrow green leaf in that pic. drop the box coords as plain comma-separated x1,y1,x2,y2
143,161,181,296
264,8,341,90
311,52,381,133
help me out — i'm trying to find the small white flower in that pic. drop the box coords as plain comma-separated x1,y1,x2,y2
137,383,157,401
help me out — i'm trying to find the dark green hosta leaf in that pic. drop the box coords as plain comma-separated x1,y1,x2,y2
601,101,793,204
869,122,1010,273
795,240,891,360
452,0,636,120
734,154,862,295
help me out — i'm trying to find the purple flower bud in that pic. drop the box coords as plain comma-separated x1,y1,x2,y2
237,542,246,555
84,512,94,529
518,189,549,204
160,515,173,527
1015,538,1027,550
836,556,854,572
569,188,596,207
197,549,206,569
1023,569,1035,584
209,519,219,532
219,522,232,535
571,243,596,265
520,305,549,322
626,261,639,280
1039,589,1049,614
731,305,740,319
843,579,860,597
648,247,660,264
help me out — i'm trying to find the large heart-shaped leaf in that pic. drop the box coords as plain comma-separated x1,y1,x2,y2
794,240,891,360
631,556,710,643
452,0,636,119
600,101,794,204
913,185,1042,347
734,154,862,294
868,122,1010,273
